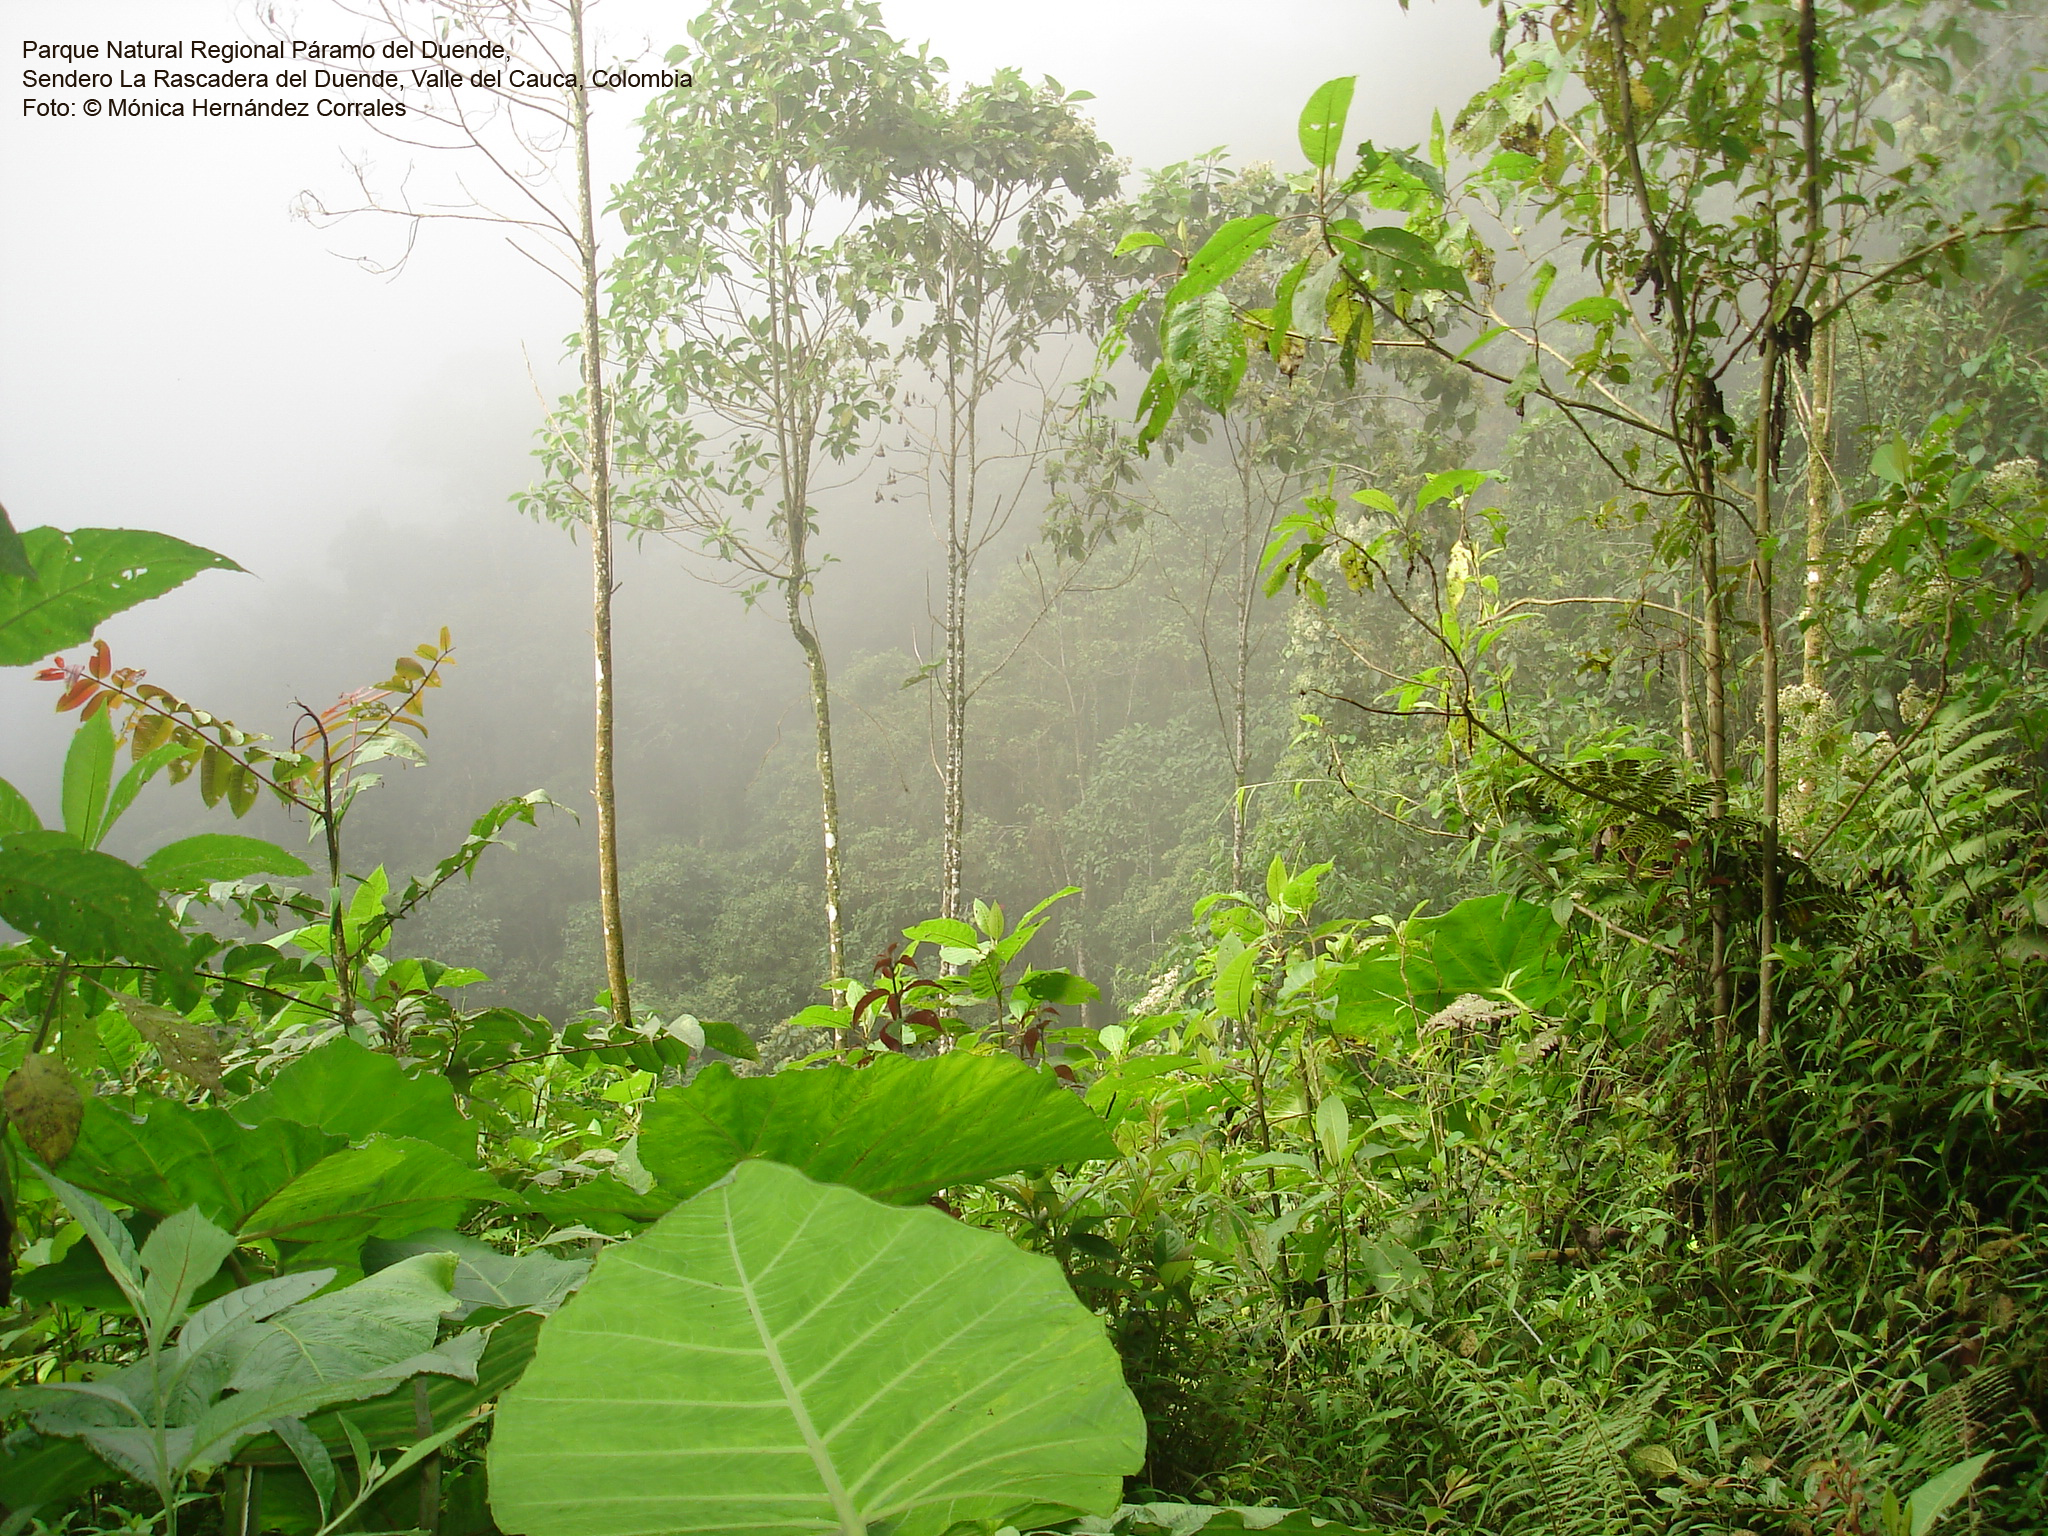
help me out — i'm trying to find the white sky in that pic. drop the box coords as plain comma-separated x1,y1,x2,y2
0,0,1493,800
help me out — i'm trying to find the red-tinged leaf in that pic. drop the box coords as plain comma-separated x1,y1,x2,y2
57,678,98,713
80,691,113,722
87,640,110,680
131,713,174,757
34,664,66,681
1053,1064,1078,1084
850,987,890,1025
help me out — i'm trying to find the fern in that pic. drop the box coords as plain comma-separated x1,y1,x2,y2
1860,704,2026,917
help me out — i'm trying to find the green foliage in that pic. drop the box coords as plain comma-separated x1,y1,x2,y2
637,1051,1117,1203
0,525,239,666
489,1159,1146,1536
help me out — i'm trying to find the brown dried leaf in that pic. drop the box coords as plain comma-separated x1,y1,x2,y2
111,997,223,1092
5,1055,83,1164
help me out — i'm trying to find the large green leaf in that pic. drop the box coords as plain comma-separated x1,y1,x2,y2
57,1097,346,1231
637,1052,1118,1205
235,1038,476,1159
1333,894,1567,1035
0,776,40,838
362,1229,588,1316
523,1172,679,1233
488,1161,1144,1536
242,1136,516,1253
0,832,191,971
0,526,242,667
138,834,310,891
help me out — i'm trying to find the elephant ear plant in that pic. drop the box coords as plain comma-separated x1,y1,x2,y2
0,1171,485,1535
489,1159,1146,1536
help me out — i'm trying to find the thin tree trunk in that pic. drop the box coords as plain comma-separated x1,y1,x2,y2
568,0,629,1026
1229,477,1258,891
1756,336,1782,1055
939,372,972,925
1802,303,1835,689
789,569,847,983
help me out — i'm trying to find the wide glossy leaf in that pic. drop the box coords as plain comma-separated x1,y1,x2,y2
637,1052,1117,1205
0,832,190,971
138,834,310,891
242,1136,516,1252
0,526,242,667
488,1161,1144,1536
58,1096,345,1231
235,1038,476,1159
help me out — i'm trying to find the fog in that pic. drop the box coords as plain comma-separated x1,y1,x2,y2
1,0,1494,1020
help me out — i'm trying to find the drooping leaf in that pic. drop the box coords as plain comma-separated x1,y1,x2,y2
137,834,310,891
235,1038,476,1160
0,526,242,668
58,1096,347,1232
6,1055,84,1164
636,1051,1117,1205
488,1161,1145,1536
0,832,191,972
108,997,223,1091
242,1136,516,1253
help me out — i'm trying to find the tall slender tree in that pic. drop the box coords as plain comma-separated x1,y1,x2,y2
299,0,636,1023
869,72,1118,923
586,0,935,982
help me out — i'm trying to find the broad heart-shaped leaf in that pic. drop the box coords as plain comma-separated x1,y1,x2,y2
637,1052,1118,1206
0,525,242,667
0,832,191,972
1332,894,1567,1035
1410,893,1565,1006
138,833,310,891
235,1037,476,1159
241,1136,517,1255
488,1161,1144,1536
58,1096,346,1232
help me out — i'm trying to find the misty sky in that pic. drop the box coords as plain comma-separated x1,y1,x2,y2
1,0,1493,820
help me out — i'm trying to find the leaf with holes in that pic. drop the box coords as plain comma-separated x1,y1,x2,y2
0,527,241,667
488,1160,1144,1536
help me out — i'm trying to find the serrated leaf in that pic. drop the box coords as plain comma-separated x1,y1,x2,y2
0,527,241,667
